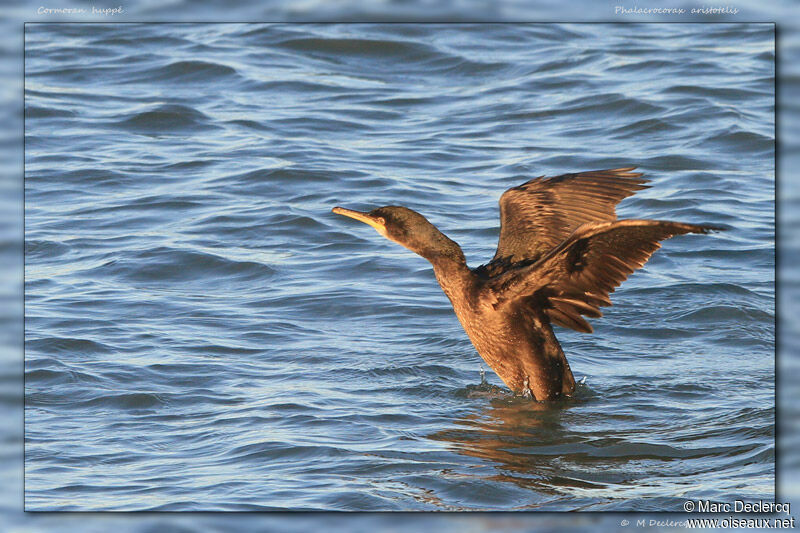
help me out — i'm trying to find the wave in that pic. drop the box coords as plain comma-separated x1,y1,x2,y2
114,104,218,133
26,336,113,355
84,246,275,283
144,60,239,82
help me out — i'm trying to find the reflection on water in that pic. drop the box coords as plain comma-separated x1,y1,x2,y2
432,389,588,509
432,378,773,511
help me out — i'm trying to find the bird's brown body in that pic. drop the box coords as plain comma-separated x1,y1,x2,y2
333,167,717,400
429,258,575,400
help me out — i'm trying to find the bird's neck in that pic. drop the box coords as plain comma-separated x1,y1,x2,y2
423,237,472,304
416,231,466,266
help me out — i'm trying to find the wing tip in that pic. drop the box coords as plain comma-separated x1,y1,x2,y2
682,222,727,235
701,224,727,234
585,166,650,185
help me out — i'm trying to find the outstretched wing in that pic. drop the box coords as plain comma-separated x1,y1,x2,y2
488,220,718,333
490,167,649,268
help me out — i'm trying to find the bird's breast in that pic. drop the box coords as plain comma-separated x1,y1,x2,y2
437,277,568,397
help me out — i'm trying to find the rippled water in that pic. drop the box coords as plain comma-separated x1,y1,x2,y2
24,23,774,511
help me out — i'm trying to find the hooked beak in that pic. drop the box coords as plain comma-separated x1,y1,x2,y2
332,207,387,235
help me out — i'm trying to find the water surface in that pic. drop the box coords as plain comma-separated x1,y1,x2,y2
24,22,774,511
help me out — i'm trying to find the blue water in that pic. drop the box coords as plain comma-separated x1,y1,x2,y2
24,23,774,511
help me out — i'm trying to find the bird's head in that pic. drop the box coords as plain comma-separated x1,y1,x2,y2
332,205,465,263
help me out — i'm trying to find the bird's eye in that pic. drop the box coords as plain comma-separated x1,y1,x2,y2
377,217,385,226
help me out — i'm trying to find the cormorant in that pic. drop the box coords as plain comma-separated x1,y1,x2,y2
332,167,718,401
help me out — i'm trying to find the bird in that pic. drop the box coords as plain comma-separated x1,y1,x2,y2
332,167,719,401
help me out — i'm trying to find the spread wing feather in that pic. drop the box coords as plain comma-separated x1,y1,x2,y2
489,167,649,271
489,220,719,333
